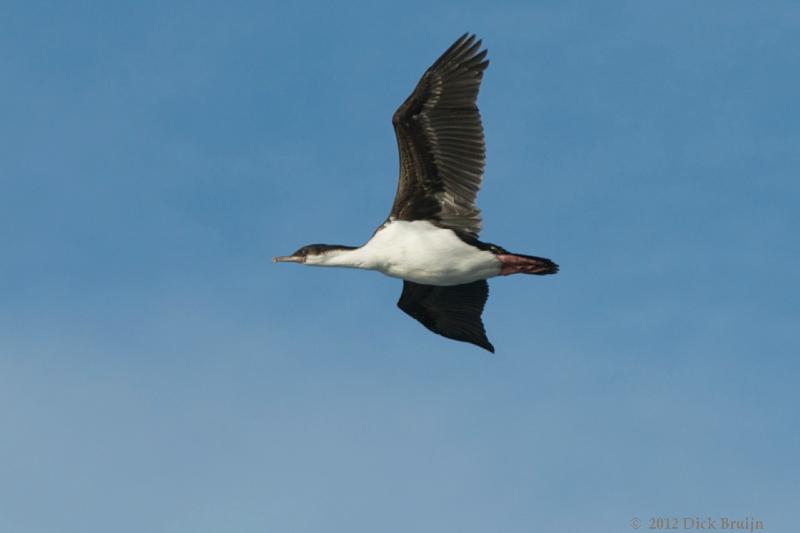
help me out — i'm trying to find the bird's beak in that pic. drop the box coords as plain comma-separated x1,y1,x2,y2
273,255,304,263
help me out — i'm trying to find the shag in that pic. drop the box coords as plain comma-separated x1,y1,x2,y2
274,34,558,352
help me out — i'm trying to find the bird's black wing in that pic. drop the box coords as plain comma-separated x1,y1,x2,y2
397,280,494,352
389,33,489,238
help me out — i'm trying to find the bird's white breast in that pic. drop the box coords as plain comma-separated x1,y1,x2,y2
360,220,501,286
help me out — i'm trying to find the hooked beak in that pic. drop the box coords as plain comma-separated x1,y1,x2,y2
273,255,304,263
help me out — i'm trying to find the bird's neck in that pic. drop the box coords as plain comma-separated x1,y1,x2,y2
313,246,375,270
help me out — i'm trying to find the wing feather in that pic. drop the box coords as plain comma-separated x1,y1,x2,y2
389,34,489,237
397,280,494,352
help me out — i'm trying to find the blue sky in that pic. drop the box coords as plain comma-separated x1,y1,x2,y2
2,1,799,532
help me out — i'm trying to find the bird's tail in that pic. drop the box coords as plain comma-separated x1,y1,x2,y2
497,253,559,276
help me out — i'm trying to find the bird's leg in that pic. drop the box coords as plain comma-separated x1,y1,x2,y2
496,254,558,276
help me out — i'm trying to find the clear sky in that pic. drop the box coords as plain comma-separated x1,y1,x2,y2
2,1,798,532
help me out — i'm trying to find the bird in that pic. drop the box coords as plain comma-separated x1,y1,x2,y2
274,33,558,352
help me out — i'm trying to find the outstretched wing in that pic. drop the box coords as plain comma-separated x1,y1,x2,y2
397,280,494,352
389,34,489,238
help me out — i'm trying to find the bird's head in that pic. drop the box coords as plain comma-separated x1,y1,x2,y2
273,244,357,266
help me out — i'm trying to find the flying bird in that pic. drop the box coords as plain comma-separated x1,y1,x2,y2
274,34,558,352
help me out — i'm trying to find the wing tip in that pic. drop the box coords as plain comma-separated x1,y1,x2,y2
435,32,489,71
